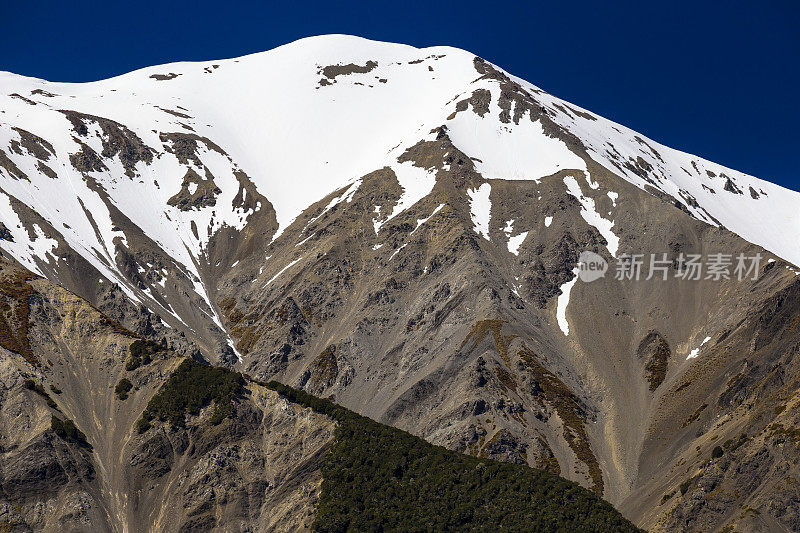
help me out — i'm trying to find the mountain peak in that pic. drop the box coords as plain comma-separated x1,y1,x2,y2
3,36,800,531
3,36,796,267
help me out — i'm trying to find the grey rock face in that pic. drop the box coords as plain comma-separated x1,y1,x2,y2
0,260,335,532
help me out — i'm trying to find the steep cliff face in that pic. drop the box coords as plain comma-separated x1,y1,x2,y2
0,259,336,532
621,277,800,532
0,258,639,532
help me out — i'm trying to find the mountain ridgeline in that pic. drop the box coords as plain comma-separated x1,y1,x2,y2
1,35,800,531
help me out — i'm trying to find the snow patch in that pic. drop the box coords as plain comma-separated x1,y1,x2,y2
410,203,445,234
556,267,580,336
468,183,491,240
266,257,302,286
507,231,528,255
447,96,586,180
564,175,619,256
502,219,527,254
389,243,407,260
374,161,437,233
295,233,314,247
687,337,712,360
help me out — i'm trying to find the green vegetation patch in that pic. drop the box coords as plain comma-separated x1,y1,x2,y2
115,377,133,400
769,423,800,446
126,339,163,371
136,358,244,433
681,403,708,428
261,381,640,532
639,331,671,391
518,347,604,495
137,367,639,531
51,416,90,448
723,433,749,452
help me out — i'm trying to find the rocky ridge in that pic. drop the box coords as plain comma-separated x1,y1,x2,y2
2,35,800,530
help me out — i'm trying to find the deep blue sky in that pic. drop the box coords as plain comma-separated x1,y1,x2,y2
2,1,798,190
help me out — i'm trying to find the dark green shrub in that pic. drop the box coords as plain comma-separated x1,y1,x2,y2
129,339,162,358
136,418,151,434
680,480,691,495
126,339,162,370
135,369,641,530
115,378,133,400
311,411,642,532
209,402,233,425
261,380,354,421
711,445,724,459
724,433,749,453
51,416,90,447
49,384,62,394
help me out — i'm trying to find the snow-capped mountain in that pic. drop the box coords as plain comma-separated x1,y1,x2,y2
1,35,798,289
3,35,800,531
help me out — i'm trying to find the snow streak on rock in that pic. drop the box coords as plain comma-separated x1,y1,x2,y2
556,267,580,336
468,183,492,240
564,175,619,257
